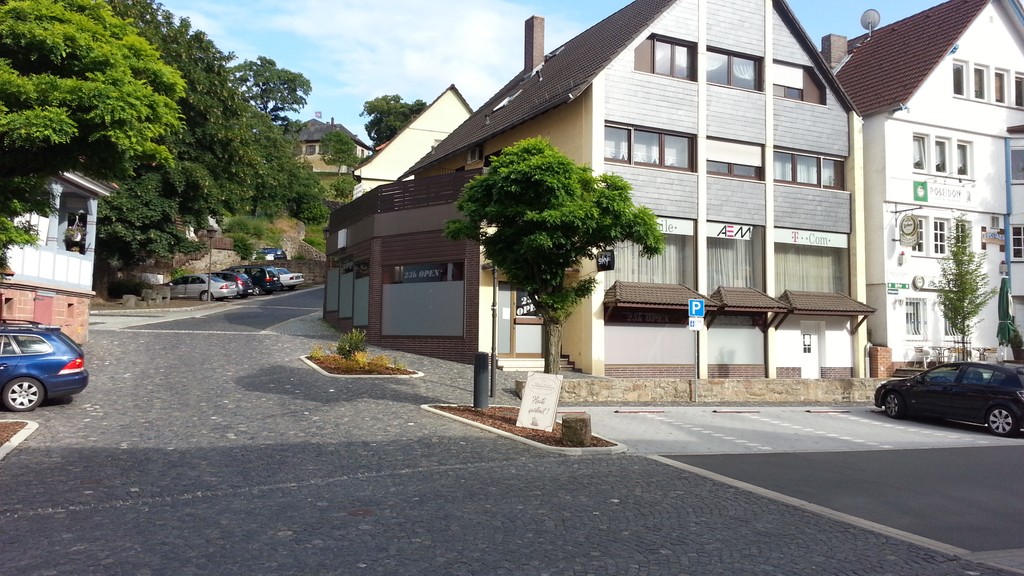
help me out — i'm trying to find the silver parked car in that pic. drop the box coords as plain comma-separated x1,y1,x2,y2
274,267,304,291
163,274,238,301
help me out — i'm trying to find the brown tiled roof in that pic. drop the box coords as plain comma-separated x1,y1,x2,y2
603,281,712,309
710,287,787,312
835,0,989,116
406,0,852,176
777,290,875,315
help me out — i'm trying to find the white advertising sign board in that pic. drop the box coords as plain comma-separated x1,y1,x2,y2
516,372,563,432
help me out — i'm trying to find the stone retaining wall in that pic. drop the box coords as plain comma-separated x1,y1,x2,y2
554,377,883,404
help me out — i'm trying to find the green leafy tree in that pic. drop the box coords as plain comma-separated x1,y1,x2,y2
445,137,664,373
0,0,184,269
361,94,426,148
938,213,996,361
230,56,311,128
320,131,360,172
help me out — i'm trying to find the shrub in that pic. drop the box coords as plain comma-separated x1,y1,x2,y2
229,233,255,261
308,344,327,360
336,329,367,359
107,278,153,299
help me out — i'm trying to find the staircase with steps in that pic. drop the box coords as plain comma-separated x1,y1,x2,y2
496,354,580,373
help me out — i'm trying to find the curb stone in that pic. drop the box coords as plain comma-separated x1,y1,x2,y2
0,420,38,463
421,404,629,455
299,356,425,378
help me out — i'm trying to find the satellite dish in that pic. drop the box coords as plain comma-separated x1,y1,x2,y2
860,9,881,35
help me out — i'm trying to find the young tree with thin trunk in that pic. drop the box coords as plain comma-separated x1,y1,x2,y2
938,213,996,361
445,137,664,374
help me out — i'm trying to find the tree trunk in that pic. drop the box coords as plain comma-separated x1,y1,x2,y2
542,320,563,375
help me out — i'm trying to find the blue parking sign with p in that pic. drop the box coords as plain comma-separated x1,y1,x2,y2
688,298,704,318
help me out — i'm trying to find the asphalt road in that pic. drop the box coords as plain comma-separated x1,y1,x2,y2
0,287,1021,575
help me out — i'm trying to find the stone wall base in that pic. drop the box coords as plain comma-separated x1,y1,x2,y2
557,377,881,404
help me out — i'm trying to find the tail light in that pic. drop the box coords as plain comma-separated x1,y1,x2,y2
59,357,85,374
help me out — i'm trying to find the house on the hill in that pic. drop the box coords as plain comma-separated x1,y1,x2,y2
297,119,373,176
324,0,873,379
1,173,113,343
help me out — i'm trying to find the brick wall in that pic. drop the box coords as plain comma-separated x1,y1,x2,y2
605,365,694,378
777,367,801,378
821,367,853,379
709,364,765,378
868,346,893,378
1,284,91,343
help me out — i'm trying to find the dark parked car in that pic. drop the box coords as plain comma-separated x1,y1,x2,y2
225,265,283,295
257,247,287,260
212,271,254,298
874,361,1024,437
1,320,88,412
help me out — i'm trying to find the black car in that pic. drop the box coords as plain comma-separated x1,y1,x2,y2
225,265,283,295
874,361,1024,437
212,271,254,298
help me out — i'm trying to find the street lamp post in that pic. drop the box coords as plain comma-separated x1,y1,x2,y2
206,225,217,302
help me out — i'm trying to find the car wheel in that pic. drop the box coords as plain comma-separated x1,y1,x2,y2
252,285,264,295
199,291,211,302
883,391,906,419
3,378,43,412
287,286,296,291
239,294,249,299
985,406,1020,437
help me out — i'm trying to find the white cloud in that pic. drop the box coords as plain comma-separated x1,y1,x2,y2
156,0,607,137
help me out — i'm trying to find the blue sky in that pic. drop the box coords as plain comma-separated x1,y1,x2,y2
157,0,940,142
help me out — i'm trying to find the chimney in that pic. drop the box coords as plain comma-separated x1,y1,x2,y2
330,117,335,126
820,34,848,70
525,16,544,71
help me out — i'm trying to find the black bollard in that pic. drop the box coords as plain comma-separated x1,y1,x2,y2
473,352,489,409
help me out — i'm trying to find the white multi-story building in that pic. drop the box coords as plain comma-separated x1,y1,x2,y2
826,0,1024,370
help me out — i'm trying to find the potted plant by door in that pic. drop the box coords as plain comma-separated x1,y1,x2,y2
1010,324,1024,362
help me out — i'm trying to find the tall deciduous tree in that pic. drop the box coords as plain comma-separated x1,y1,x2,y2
938,213,996,360
361,94,426,148
445,137,664,373
0,0,184,269
231,56,311,128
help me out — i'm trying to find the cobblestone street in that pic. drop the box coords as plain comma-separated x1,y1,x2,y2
0,291,1018,575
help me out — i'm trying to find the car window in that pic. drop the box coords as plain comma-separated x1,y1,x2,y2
924,365,960,384
277,268,290,274
961,367,993,385
990,371,1021,389
0,335,12,356
10,335,53,355
170,277,187,285
190,276,206,285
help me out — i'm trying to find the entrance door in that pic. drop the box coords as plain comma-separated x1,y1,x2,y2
799,321,823,379
497,283,542,358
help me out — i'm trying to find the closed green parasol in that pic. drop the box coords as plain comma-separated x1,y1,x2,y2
997,275,1014,347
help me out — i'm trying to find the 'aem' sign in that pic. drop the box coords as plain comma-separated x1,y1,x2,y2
712,223,753,240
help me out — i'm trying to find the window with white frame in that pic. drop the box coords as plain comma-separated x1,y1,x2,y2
934,139,949,173
1011,149,1024,181
912,217,926,253
956,142,971,176
953,62,966,96
996,70,1008,104
1016,75,1024,107
906,298,926,338
913,135,926,170
974,65,987,100
933,219,949,255
944,317,958,338
1012,225,1024,260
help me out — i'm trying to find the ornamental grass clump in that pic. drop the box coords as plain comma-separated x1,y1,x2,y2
306,333,411,375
